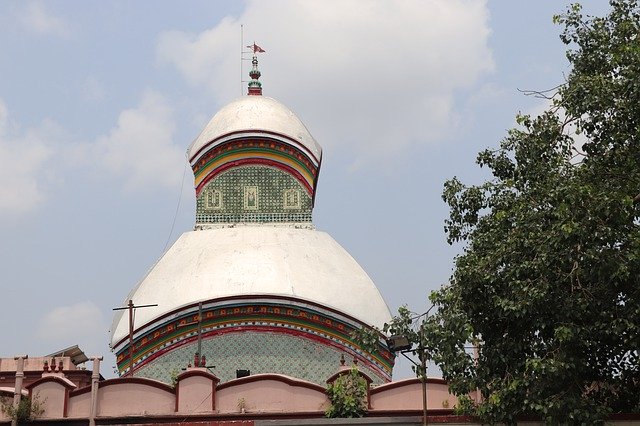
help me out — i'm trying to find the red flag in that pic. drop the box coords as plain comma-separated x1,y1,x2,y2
247,43,265,53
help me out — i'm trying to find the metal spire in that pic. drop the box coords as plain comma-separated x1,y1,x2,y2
247,42,265,95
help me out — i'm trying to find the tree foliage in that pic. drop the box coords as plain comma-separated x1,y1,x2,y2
0,395,44,422
421,1,640,423
325,367,369,418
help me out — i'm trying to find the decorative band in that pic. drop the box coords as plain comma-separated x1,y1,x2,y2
115,300,393,378
191,138,319,197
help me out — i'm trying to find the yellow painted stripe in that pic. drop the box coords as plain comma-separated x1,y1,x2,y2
194,151,315,188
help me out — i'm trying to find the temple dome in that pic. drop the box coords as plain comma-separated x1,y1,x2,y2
111,227,392,344
188,96,322,164
110,62,396,383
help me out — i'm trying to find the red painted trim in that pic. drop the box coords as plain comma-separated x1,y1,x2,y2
190,130,320,165
192,138,317,176
216,373,325,393
194,157,313,196
113,294,387,349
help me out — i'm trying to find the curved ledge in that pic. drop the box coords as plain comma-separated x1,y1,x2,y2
370,377,448,394
70,376,174,397
217,373,325,393
177,368,220,383
326,368,373,385
26,375,76,390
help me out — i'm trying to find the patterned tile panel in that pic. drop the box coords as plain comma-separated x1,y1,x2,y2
115,299,394,384
195,165,312,225
191,138,319,197
134,331,387,386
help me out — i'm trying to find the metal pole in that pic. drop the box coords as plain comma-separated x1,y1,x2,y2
113,301,157,377
240,25,244,95
197,302,202,363
89,356,103,426
128,300,134,376
421,351,427,426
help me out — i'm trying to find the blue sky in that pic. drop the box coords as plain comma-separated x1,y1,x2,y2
0,0,610,379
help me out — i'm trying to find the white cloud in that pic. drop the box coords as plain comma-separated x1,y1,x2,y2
35,301,107,356
93,91,186,191
20,1,70,37
0,91,185,215
0,99,53,216
157,0,494,167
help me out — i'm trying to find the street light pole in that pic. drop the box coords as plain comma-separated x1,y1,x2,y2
420,349,427,426
386,306,435,426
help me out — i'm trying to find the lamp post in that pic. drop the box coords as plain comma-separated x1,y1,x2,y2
387,306,434,426
388,334,428,426
387,331,427,426
419,343,428,426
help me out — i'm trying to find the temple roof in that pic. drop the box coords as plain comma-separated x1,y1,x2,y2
187,96,322,165
110,227,392,345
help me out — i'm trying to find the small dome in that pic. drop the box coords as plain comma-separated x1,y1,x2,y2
110,227,392,345
188,96,322,164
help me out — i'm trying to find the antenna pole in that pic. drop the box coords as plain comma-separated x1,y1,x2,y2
240,24,244,95
128,300,133,376
197,302,203,360
113,300,158,376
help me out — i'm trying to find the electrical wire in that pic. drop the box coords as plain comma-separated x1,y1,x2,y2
163,161,188,253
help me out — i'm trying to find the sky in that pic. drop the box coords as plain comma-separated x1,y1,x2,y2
0,0,611,379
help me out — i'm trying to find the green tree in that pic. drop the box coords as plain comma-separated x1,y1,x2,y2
325,367,369,418
422,1,640,423
1,395,45,422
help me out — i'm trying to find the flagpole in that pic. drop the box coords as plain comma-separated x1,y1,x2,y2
240,24,244,96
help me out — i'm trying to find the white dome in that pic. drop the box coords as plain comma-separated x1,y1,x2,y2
111,227,391,345
188,96,322,163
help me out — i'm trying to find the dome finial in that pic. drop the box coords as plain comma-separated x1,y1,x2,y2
246,42,265,96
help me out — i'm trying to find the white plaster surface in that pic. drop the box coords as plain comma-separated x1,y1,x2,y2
188,96,322,162
111,227,392,344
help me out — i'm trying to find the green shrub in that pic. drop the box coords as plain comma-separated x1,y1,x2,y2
325,367,368,418
1,394,44,422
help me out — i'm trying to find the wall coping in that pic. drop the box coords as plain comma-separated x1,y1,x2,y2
217,373,325,392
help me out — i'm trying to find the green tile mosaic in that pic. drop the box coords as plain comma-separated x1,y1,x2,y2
196,165,313,224
134,331,387,386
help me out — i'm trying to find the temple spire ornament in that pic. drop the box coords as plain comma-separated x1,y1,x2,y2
247,42,265,96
